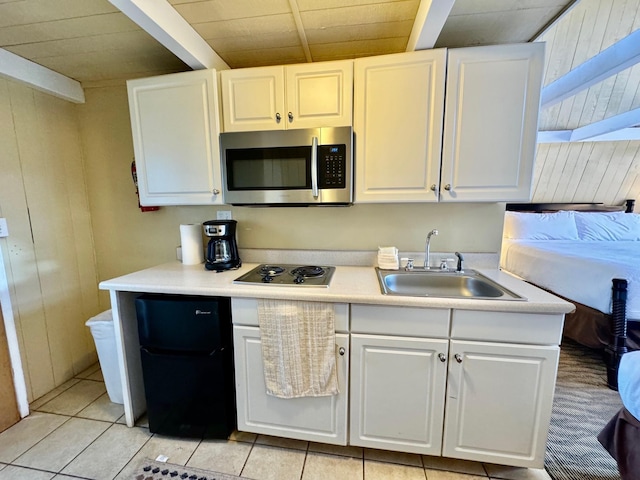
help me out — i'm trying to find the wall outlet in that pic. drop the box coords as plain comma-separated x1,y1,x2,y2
217,210,232,220
0,218,8,238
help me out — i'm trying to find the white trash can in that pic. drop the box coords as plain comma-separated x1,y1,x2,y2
86,310,124,404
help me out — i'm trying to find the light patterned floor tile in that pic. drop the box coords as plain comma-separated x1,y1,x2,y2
256,434,309,450
0,465,55,479
61,424,151,480
483,465,551,480
0,412,69,463
187,438,253,475
29,379,80,411
365,448,423,467
76,393,125,422
423,456,486,475
309,442,363,458
365,460,427,480
13,417,110,472
37,380,106,416
75,363,101,379
241,444,306,480
229,430,257,443
302,451,363,480
0,464,5,471
426,468,487,479
114,434,201,480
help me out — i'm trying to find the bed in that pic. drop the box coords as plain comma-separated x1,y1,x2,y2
500,200,638,387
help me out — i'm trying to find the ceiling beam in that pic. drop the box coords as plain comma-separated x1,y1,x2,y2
538,128,640,143
108,0,229,71
570,107,640,141
538,107,640,143
0,49,85,103
540,29,640,108
406,0,456,51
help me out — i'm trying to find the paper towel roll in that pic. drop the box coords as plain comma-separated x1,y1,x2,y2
180,224,204,265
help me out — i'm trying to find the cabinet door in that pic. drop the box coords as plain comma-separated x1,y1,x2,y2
441,43,544,202
127,69,223,205
354,50,446,203
220,66,285,132
443,340,559,468
233,326,349,445
285,60,353,129
350,333,448,455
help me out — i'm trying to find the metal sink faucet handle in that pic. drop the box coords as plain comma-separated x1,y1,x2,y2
425,229,439,269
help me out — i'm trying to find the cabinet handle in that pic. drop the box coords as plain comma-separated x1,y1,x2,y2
212,189,220,195
338,347,345,356
444,184,452,191
288,112,294,121
430,184,437,191
454,353,462,363
438,353,446,362
275,112,281,122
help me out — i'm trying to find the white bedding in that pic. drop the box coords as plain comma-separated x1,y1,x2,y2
501,239,640,320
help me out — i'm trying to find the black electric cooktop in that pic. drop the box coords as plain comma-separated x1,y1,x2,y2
233,264,336,287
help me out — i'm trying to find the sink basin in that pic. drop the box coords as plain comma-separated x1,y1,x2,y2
376,268,525,300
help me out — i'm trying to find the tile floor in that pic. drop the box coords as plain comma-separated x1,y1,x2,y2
0,364,552,480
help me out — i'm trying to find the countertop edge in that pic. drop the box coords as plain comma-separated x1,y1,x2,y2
99,262,575,315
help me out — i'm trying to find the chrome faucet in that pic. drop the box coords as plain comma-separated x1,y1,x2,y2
424,229,438,269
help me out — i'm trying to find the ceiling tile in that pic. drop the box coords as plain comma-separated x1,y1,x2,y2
305,20,414,44
0,0,117,28
193,14,297,40
171,0,291,23
0,12,138,46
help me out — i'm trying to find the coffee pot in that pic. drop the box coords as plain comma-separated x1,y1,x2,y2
203,220,241,271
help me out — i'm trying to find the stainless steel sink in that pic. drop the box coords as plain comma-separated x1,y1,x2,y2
376,268,526,300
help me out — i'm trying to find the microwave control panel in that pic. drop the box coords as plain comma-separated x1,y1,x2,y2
318,145,347,189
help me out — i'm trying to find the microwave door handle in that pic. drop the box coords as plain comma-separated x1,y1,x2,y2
311,136,319,198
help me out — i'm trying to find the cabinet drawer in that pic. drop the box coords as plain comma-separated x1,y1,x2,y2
231,298,349,332
351,304,449,338
451,310,564,345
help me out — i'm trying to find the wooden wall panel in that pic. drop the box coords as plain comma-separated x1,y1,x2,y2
0,305,20,432
532,141,640,208
0,78,99,402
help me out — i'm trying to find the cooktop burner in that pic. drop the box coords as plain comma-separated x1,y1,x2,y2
234,264,336,287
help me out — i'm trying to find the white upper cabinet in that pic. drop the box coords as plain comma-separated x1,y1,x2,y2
354,43,544,203
127,69,223,205
220,60,353,132
354,50,446,203
441,43,545,202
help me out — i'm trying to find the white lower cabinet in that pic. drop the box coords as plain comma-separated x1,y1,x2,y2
233,325,349,445
349,333,448,455
231,300,562,468
443,340,559,468
348,305,562,468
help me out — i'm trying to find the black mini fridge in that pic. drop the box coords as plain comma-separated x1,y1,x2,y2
135,294,236,438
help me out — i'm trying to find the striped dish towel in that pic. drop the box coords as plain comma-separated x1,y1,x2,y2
257,299,338,399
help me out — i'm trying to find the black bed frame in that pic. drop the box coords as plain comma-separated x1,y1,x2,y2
505,199,636,390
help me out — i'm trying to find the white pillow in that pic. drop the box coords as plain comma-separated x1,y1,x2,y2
574,212,640,241
503,211,579,240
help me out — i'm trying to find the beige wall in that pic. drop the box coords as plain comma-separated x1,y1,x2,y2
78,85,506,310
0,79,100,402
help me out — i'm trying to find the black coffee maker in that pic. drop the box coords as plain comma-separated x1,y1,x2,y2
203,220,241,271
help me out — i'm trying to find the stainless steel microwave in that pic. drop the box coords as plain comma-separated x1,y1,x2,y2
220,126,353,206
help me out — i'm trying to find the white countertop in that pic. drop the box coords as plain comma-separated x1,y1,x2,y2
99,261,575,315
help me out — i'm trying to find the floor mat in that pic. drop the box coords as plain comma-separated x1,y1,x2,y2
132,457,250,480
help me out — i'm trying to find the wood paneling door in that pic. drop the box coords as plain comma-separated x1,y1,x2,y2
0,304,20,432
